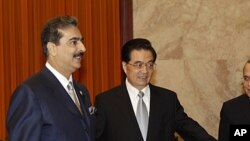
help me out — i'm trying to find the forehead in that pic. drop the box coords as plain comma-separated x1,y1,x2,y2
58,26,82,39
130,49,153,60
243,63,250,74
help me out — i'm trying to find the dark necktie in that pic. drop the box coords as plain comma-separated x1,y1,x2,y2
136,91,148,141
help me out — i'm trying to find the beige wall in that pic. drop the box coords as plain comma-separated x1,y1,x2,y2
133,0,250,139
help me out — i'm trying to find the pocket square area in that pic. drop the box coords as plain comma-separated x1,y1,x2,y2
88,106,96,115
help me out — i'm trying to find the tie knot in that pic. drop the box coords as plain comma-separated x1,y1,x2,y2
138,91,144,98
67,81,74,91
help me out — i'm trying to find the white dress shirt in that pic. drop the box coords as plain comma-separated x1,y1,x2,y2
126,79,150,116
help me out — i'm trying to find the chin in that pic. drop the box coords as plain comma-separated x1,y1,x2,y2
137,82,148,87
74,63,81,68
246,93,250,97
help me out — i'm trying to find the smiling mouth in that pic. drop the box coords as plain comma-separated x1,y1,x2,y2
73,52,84,59
138,76,147,79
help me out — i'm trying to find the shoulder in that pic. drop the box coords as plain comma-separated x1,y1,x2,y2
221,94,249,114
95,84,124,99
21,67,53,88
12,68,54,99
149,83,177,98
16,71,45,91
223,94,248,106
10,72,45,108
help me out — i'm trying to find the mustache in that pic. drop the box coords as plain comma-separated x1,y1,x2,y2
73,51,84,58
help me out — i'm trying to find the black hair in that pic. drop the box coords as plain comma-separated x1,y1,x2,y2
41,16,78,58
121,38,157,63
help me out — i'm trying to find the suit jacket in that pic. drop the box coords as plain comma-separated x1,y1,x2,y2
95,83,216,141
218,94,250,141
7,67,95,141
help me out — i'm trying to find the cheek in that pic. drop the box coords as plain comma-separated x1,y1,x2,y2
124,67,136,75
127,71,139,81
147,71,153,77
244,82,249,88
128,71,136,77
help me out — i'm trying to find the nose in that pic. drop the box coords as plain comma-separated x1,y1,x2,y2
79,42,86,52
140,64,148,73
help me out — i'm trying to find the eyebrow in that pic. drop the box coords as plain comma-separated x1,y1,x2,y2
69,37,84,42
133,60,154,64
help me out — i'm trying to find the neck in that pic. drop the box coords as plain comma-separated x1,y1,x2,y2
47,60,71,79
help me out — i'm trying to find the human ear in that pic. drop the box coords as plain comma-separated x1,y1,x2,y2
122,61,127,74
47,42,57,56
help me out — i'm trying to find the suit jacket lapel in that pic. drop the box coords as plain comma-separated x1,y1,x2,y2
118,84,138,122
147,84,162,141
117,83,165,141
41,67,82,117
118,84,143,139
74,83,91,126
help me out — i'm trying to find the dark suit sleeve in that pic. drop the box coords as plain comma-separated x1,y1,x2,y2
7,84,43,141
218,103,229,141
174,96,217,141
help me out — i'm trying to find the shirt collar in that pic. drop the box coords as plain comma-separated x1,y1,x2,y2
125,78,150,99
46,62,73,92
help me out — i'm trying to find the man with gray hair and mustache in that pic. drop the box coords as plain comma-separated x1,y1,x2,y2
7,16,95,141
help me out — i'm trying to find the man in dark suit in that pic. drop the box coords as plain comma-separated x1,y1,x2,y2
95,38,216,141
218,59,250,141
6,16,95,141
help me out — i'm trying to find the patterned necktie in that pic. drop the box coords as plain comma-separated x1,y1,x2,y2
67,81,82,114
136,91,148,141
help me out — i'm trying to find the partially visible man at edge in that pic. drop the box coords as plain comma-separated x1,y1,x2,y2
218,59,250,141
6,16,95,141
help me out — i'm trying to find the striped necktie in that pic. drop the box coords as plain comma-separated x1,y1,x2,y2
67,81,82,114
